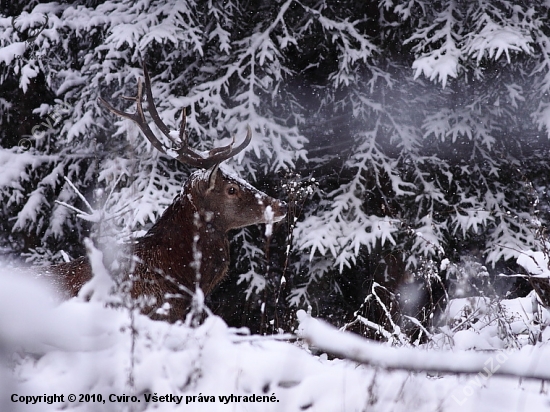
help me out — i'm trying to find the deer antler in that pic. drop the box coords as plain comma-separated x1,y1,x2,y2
97,61,252,169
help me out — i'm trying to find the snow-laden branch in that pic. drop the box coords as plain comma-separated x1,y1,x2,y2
405,0,536,88
297,310,550,380
406,0,462,88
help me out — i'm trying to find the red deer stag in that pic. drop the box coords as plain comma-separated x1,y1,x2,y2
44,62,287,323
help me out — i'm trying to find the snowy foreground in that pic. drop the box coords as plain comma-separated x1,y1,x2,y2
1,270,549,412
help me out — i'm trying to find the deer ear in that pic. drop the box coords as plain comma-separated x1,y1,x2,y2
207,163,220,192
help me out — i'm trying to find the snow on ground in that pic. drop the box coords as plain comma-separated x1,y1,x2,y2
1,268,550,411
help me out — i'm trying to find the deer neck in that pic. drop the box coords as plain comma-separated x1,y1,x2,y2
134,193,230,295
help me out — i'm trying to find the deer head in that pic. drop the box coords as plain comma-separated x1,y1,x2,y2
97,61,287,231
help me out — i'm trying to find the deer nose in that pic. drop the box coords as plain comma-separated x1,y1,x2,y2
278,200,288,216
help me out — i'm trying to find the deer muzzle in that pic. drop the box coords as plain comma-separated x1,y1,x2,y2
270,200,287,223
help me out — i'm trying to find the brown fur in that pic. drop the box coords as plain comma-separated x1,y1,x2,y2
43,167,286,323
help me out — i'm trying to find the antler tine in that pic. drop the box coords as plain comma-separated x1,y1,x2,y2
140,61,212,166
178,107,189,148
97,79,170,158
195,125,252,168
141,62,171,138
168,123,252,169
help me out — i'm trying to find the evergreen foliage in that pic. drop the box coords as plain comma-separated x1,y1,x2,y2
1,0,550,337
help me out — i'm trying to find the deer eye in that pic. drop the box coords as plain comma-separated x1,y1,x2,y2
227,186,238,196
